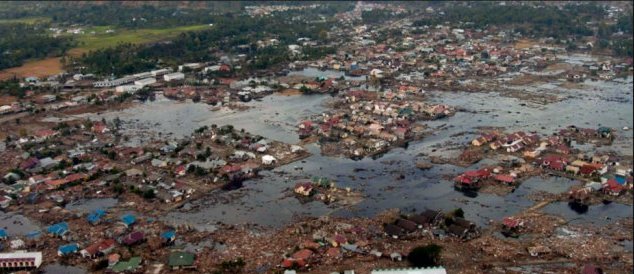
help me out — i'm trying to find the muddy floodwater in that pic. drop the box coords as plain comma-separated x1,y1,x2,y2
61,72,633,229
76,93,330,145
43,264,87,274
65,198,118,213
0,212,41,236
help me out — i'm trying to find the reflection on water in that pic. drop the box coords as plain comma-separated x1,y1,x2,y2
65,74,633,228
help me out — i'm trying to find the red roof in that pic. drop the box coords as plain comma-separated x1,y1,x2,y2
20,157,40,170
455,175,473,185
603,179,624,193
580,165,597,175
46,179,69,189
65,173,88,183
301,121,313,128
292,249,313,261
549,161,566,171
494,174,515,184
503,217,521,228
464,169,490,179
221,165,242,174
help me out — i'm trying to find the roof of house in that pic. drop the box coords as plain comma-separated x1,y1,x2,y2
161,230,176,240
122,231,145,245
494,174,515,183
87,209,106,224
292,249,313,261
168,251,195,267
120,214,136,226
47,222,69,236
110,256,142,273
58,243,79,254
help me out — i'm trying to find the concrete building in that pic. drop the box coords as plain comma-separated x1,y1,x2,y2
371,267,447,274
164,72,185,82
134,77,156,88
115,84,141,94
0,251,43,270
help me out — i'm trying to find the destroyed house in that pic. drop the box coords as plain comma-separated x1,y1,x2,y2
447,224,469,239
453,217,475,230
384,224,405,238
395,219,418,233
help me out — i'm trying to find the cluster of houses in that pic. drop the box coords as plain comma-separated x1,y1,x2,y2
0,211,197,273
1,110,309,225
298,89,451,159
462,128,632,198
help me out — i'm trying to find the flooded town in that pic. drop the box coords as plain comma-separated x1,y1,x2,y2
0,1,632,274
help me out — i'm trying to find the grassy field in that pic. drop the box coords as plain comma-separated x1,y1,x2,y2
0,24,211,79
0,17,51,25
68,24,212,56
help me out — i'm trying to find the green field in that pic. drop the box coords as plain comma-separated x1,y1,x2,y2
69,24,212,55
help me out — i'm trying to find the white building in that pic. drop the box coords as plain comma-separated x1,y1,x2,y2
178,63,202,72
115,84,141,94
371,267,447,274
0,251,43,269
134,77,156,88
164,72,185,82
93,77,135,88
151,68,171,76
204,65,221,73
132,72,152,79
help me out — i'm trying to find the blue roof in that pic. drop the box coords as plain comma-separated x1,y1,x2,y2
26,230,41,239
161,230,176,240
58,243,79,254
47,222,69,236
615,175,626,185
0,229,7,238
87,209,106,224
120,214,136,226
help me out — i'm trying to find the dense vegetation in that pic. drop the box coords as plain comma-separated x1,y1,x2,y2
0,1,241,28
76,13,338,76
412,2,633,57
413,2,601,38
0,1,352,28
0,23,75,70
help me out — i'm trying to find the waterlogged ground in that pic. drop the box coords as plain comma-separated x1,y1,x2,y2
75,93,330,146
37,64,634,231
